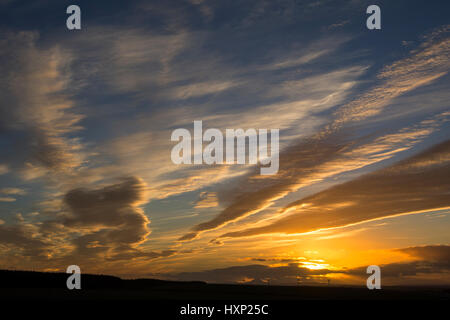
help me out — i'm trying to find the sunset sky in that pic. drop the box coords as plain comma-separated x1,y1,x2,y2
0,0,449,286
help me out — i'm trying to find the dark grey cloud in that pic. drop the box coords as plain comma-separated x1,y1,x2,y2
0,177,175,270
348,245,450,279
0,31,84,178
60,176,151,259
398,245,450,266
167,263,335,285
0,224,48,258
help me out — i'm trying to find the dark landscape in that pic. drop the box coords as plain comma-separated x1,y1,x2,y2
0,270,448,300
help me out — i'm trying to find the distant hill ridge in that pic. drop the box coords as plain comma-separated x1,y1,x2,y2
0,269,205,289
1,269,449,301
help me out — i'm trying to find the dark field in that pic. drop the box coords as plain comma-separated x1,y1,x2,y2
0,270,448,300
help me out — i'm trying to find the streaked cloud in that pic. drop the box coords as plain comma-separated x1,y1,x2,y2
262,36,351,71
219,139,450,239
179,26,450,241
166,245,450,285
331,25,450,128
170,81,238,100
0,31,85,180
194,192,219,209
0,188,26,195
180,112,447,241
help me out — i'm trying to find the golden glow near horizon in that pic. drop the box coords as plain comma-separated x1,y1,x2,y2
300,261,331,270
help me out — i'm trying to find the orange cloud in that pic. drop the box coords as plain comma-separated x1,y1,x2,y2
219,139,450,239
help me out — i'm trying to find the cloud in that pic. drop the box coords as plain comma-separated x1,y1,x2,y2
0,164,8,175
315,227,368,240
262,36,351,71
250,257,305,263
327,20,350,30
166,263,334,285
0,177,175,272
180,113,446,241
166,245,450,285
397,245,450,263
1,2,448,280
219,139,450,239
93,60,359,201
170,80,238,100
60,176,151,259
0,188,26,195
0,197,16,202
194,192,219,209
351,261,450,281
188,0,214,21
0,223,48,258
331,25,450,128
106,249,176,261
0,186,26,202
43,24,361,202
0,31,85,179
347,246,450,282
65,26,191,98
179,26,450,241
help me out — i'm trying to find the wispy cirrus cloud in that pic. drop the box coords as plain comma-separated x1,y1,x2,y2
0,31,85,180
331,25,450,129
179,26,450,241
0,188,27,203
53,26,361,202
0,188,26,195
180,111,449,241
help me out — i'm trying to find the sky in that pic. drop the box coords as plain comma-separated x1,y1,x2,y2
0,0,449,286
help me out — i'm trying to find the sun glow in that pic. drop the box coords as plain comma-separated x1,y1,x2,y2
300,261,331,270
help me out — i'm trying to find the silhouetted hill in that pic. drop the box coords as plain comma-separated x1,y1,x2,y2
0,269,205,290
1,270,122,289
0,270,448,300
